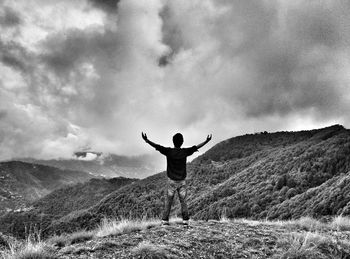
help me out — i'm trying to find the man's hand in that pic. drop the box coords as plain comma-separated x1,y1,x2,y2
142,132,148,142
206,134,212,143
196,134,213,149
142,132,159,148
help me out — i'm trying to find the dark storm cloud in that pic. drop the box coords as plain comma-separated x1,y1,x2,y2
236,1,349,118
40,30,92,75
88,0,120,13
159,5,185,61
0,41,32,72
0,6,21,27
160,0,350,122
0,110,7,120
40,28,121,76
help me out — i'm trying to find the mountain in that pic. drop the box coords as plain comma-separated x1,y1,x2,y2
2,124,350,238
0,161,94,215
32,177,137,218
0,176,136,238
42,124,350,235
20,152,163,179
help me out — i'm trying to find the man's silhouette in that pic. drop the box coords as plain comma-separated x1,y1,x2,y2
142,132,212,225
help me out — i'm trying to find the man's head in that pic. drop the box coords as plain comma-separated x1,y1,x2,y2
173,133,184,148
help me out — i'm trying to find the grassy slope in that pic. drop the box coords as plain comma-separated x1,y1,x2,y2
43,125,350,235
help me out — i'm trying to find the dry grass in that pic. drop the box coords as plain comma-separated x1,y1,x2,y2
46,235,67,248
47,218,161,248
0,238,55,259
169,217,184,224
95,218,160,238
234,216,328,231
132,241,176,259
219,215,230,223
278,231,350,259
265,216,350,232
232,218,262,226
330,215,350,231
68,230,94,245
47,230,94,247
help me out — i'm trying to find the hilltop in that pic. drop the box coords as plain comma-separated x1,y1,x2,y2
2,217,350,258
55,220,291,258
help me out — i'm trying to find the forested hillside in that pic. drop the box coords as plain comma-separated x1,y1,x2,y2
2,125,350,238
0,161,93,215
0,177,136,238
37,124,350,235
32,177,137,217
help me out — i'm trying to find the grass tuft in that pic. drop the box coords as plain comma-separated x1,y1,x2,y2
278,231,350,259
95,218,160,238
169,217,183,224
46,235,67,248
68,230,94,245
219,215,230,223
46,230,94,247
330,215,350,231
132,241,175,259
0,238,55,259
241,216,326,231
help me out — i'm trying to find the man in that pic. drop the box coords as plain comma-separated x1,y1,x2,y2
142,132,212,225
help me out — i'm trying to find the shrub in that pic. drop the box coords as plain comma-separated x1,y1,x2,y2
279,186,289,196
0,233,9,249
275,175,287,190
285,188,297,199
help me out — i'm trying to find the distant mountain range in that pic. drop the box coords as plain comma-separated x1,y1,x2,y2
1,124,350,238
0,161,94,215
19,152,163,179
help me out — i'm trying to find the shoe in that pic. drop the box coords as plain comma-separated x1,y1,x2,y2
183,220,189,226
162,220,169,226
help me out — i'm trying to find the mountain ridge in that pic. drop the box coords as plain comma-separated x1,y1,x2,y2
1,124,350,239
37,124,350,236
0,160,94,215
18,152,163,179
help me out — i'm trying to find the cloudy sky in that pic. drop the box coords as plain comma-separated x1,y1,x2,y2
0,0,350,160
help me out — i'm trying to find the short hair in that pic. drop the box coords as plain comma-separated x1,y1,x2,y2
173,133,184,148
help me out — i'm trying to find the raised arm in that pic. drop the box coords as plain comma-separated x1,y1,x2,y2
141,132,159,148
196,134,212,149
